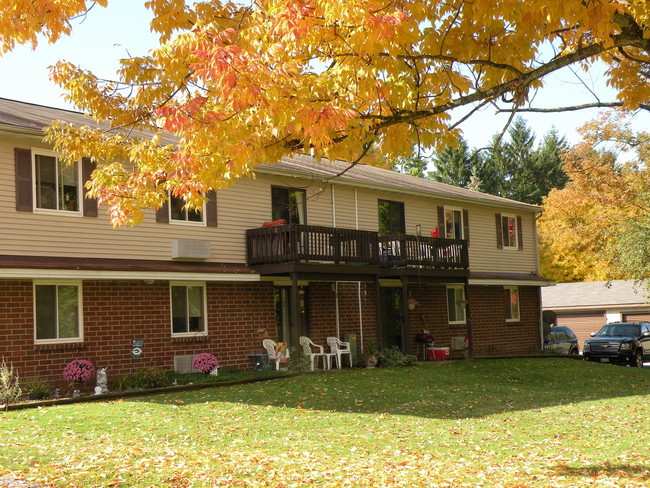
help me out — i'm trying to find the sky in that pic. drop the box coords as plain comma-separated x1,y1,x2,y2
1,1,647,152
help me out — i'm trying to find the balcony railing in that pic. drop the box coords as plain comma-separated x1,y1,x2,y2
247,224,380,266
246,225,469,271
378,235,469,270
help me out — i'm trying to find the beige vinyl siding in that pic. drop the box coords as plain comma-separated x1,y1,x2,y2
465,207,538,274
331,184,358,229
1,135,539,274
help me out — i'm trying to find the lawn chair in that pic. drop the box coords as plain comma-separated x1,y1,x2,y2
326,337,352,369
262,339,290,370
299,336,332,371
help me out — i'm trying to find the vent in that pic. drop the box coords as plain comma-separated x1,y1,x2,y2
451,336,466,351
174,354,196,373
171,239,211,260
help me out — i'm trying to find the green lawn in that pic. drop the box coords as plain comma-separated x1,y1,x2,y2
1,358,649,487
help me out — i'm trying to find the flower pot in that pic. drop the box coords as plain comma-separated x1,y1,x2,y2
365,357,378,369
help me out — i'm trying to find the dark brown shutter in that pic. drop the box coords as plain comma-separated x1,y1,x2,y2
156,200,169,223
517,216,523,250
462,209,470,245
206,190,217,227
14,148,33,212
437,206,445,237
495,213,503,249
81,157,98,217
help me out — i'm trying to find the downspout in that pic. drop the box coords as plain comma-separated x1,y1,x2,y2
534,210,545,349
332,184,340,337
354,187,364,351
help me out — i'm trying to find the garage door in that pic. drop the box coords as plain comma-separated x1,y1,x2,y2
622,312,650,323
555,312,606,351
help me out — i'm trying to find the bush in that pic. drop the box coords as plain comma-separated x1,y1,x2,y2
22,376,52,400
0,358,22,410
380,346,417,367
287,347,311,372
131,366,171,389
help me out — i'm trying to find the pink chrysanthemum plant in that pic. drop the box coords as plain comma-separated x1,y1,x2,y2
192,353,219,374
62,359,96,384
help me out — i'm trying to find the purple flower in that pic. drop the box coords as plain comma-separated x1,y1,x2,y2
192,353,219,374
62,359,96,383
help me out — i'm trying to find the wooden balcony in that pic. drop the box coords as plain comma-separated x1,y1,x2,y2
378,235,469,271
246,225,469,278
246,224,380,267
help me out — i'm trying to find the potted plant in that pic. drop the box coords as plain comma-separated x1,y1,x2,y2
361,342,381,368
408,298,419,310
192,353,220,376
62,359,96,396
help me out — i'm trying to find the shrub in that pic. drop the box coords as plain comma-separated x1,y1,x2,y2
63,359,96,383
379,346,417,367
132,366,170,389
192,353,219,374
22,376,52,400
0,358,22,410
287,347,311,372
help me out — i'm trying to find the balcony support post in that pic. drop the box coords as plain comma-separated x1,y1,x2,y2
290,272,301,348
401,276,410,354
464,279,473,359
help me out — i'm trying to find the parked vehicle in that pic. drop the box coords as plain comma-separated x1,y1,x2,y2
544,326,579,355
583,322,650,367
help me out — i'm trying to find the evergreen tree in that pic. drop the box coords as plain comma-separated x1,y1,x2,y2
477,117,568,205
427,139,479,187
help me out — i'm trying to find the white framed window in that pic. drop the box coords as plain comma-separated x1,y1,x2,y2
446,285,466,324
170,282,207,336
32,149,81,214
505,286,520,322
169,194,205,225
500,214,518,249
34,281,82,343
445,207,464,239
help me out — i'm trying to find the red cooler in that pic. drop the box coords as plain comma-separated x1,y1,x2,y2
432,347,449,360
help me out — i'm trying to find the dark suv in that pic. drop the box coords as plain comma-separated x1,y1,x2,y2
544,326,579,355
583,322,650,367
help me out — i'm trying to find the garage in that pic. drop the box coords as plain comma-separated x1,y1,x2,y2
554,311,605,350
622,312,650,323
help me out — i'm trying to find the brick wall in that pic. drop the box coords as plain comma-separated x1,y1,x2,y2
0,280,277,387
0,278,541,387
405,283,541,357
308,282,378,360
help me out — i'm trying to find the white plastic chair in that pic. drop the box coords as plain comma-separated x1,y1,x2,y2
326,337,352,369
299,336,331,371
262,339,290,370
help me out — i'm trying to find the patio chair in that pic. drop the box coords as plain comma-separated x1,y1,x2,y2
299,336,332,371
326,337,352,369
262,339,290,370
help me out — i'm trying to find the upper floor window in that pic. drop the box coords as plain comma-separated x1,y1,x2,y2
446,285,466,324
34,282,82,343
272,187,306,224
378,199,405,236
445,207,463,239
504,286,520,322
496,213,522,250
171,283,207,336
34,151,80,213
170,194,204,224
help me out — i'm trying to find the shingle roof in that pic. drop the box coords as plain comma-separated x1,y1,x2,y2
0,97,540,213
0,97,101,132
542,280,650,309
258,155,541,212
